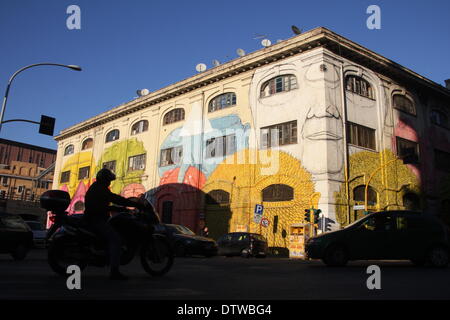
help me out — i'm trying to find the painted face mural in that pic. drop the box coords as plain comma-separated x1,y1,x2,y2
334,149,420,226
159,103,250,186
249,57,344,178
59,151,95,214
301,60,344,175
203,150,318,246
96,138,147,195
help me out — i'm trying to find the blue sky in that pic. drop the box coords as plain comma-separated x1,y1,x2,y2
0,0,449,150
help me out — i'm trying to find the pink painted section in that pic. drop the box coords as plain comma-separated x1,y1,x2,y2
183,166,206,189
160,168,180,185
121,183,146,198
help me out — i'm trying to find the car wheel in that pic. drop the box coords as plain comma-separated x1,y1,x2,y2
428,246,449,268
323,245,348,267
11,244,28,261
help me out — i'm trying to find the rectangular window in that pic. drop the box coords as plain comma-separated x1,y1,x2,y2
128,154,146,171
261,121,297,149
347,122,376,150
1,176,7,186
205,134,236,158
396,137,419,160
435,149,450,172
160,147,182,167
78,166,90,180
102,160,117,173
60,171,70,183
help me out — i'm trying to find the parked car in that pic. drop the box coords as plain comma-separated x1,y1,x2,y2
306,210,450,267
0,213,34,260
155,224,218,257
24,221,47,248
217,232,268,258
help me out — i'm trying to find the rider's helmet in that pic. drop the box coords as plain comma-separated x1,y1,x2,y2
96,168,116,183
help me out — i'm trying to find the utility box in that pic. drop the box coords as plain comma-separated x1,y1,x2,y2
289,223,314,259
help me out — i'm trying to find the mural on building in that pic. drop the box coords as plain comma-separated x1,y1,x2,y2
203,149,318,247
58,151,95,213
95,138,147,195
334,149,420,226
158,110,251,183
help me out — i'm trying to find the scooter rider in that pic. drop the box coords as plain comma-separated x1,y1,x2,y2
84,168,144,280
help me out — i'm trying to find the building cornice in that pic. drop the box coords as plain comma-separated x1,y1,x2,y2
55,27,450,141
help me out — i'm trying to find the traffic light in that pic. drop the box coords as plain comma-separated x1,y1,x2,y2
304,209,311,222
39,115,55,136
313,209,322,224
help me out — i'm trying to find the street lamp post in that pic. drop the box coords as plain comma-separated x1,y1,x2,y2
0,63,82,133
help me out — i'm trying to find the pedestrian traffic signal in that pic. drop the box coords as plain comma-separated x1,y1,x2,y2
313,209,322,224
304,209,311,222
39,115,55,136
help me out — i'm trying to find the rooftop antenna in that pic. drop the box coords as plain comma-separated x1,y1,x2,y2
261,39,272,47
212,59,220,67
291,25,302,35
253,34,267,40
196,63,207,73
236,48,246,57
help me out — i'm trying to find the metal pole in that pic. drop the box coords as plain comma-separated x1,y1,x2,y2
0,63,81,134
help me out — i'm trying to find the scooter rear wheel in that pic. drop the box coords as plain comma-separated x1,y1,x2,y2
48,240,87,276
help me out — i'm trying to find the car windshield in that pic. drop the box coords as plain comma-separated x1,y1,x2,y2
344,214,372,229
167,225,195,235
1,216,29,231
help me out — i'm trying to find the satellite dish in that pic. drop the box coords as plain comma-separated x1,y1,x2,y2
236,48,246,57
212,59,220,67
196,63,207,72
261,39,272,47
291,25,302,35
136,89,150,96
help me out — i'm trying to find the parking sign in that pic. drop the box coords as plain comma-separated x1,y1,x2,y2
254,204,264,214
254,204,264,223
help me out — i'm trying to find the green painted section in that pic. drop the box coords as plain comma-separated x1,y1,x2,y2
95,138,146,194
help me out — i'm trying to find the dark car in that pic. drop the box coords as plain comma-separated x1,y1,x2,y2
155,224,218,257
0,213,34,260
217,232,268,258
25,221,47,248
306,210,450,267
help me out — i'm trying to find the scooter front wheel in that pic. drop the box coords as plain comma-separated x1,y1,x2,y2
140,235,174,276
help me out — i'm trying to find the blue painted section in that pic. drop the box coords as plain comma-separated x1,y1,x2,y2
158,114,250,182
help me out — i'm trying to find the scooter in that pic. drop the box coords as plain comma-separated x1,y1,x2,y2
40,190,174,277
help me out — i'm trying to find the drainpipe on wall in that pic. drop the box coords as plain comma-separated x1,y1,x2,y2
339,64,351,225
198,91,205,233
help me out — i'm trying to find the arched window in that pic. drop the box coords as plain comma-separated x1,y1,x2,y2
262,184,294,202
393,95,416,115
163,108,185,125
105,129,120,143
64,144,74,156
346,75,374,99
353,185,377,205
131,120,148,135
208,93,237,112
260,75,297,98
81,138,93,150
431,110,449,129
206,189,230,205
